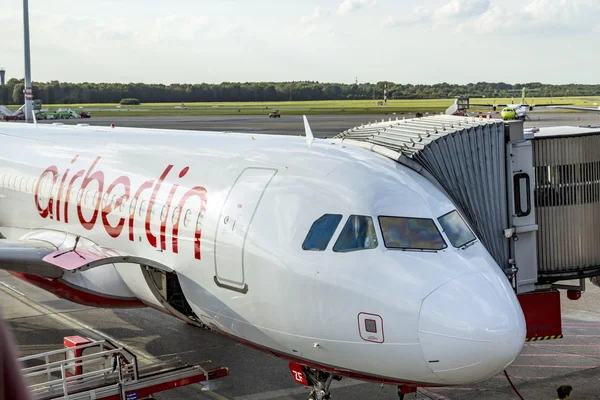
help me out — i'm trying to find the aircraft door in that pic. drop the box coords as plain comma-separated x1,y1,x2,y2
214,168,277,293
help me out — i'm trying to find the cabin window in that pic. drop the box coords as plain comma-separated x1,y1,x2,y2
378,216,446,251
333,215,378,253
160,205,167,222
51,177,60,199
183,209,192,227
196,212,204,230
129,198,137,215
302,214,342,251
115,195,123,212
171,207,180,224
437,210,476,248
138,200,146,217
102,192,109,208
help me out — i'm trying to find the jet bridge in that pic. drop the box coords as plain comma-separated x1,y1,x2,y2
335,116,600,340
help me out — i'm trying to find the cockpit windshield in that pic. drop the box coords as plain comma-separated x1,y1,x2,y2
437,210,476,248
333,215,378,252
302,214,343,251
378,216,447,251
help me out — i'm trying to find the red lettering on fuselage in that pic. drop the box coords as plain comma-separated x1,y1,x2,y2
34,166,59,219
173,186,207,260
146,165,173,249
129,180,154,242
33,156,207,260
102,176,131,238
58,155,80,224
77,157,104,230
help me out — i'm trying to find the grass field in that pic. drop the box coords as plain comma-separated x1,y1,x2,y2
6,97,600,116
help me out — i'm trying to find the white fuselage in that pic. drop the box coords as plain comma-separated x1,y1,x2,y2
0,123,526,387
506,103,528,118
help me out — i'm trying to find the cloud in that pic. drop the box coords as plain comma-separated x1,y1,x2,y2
468,0,600,35
385,0,598,35
383,6,430,28
337,0,376,15
384,0,489,30
434,0,490,19
301,7,330,23
296,24,335,39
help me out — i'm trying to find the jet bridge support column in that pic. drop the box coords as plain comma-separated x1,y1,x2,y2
504,121,538,294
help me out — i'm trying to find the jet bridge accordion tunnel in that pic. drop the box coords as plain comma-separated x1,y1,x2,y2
334,116,600,340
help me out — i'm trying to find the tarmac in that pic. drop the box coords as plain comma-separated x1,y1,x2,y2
3,108,600,400
34,109,600,137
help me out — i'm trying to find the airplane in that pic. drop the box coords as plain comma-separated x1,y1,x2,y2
0,120,526,400
472,88,570,121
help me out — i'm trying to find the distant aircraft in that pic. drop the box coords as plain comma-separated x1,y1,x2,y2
473,88,569,121
0,121,526,400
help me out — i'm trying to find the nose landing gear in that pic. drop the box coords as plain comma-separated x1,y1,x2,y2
305,369,342,400
397,385,417,399
289,362,417,399
289,362,342,400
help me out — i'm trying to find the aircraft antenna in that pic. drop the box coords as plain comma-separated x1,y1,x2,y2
303,115,314,146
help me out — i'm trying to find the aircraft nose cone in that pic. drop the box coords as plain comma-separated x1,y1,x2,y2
418,272,526,385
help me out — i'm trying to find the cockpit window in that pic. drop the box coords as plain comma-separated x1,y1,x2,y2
332,215,378,253
437,210,476,248
378,216,447,251
302,214,343,251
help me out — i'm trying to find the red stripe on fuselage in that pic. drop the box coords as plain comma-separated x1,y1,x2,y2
9,272,144,309
207,326,430,388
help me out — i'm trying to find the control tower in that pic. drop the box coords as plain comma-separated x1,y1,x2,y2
0,69,5,86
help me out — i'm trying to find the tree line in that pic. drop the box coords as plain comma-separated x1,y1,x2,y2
1,78,599,105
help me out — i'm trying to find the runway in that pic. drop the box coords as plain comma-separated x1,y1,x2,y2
3,109,600,399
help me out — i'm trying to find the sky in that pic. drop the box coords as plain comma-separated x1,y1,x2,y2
0,0,598,85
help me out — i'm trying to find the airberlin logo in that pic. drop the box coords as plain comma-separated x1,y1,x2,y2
33,155,207,260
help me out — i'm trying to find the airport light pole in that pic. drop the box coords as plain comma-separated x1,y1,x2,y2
23,0,33,123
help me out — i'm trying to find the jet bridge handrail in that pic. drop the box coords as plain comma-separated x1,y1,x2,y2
20,338,139,399
22,348,128,379
19,339,113,362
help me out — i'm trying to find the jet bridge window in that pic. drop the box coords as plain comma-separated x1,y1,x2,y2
437,210,476,248
332,215,378,253
378,216,446,251
302,214,342,251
